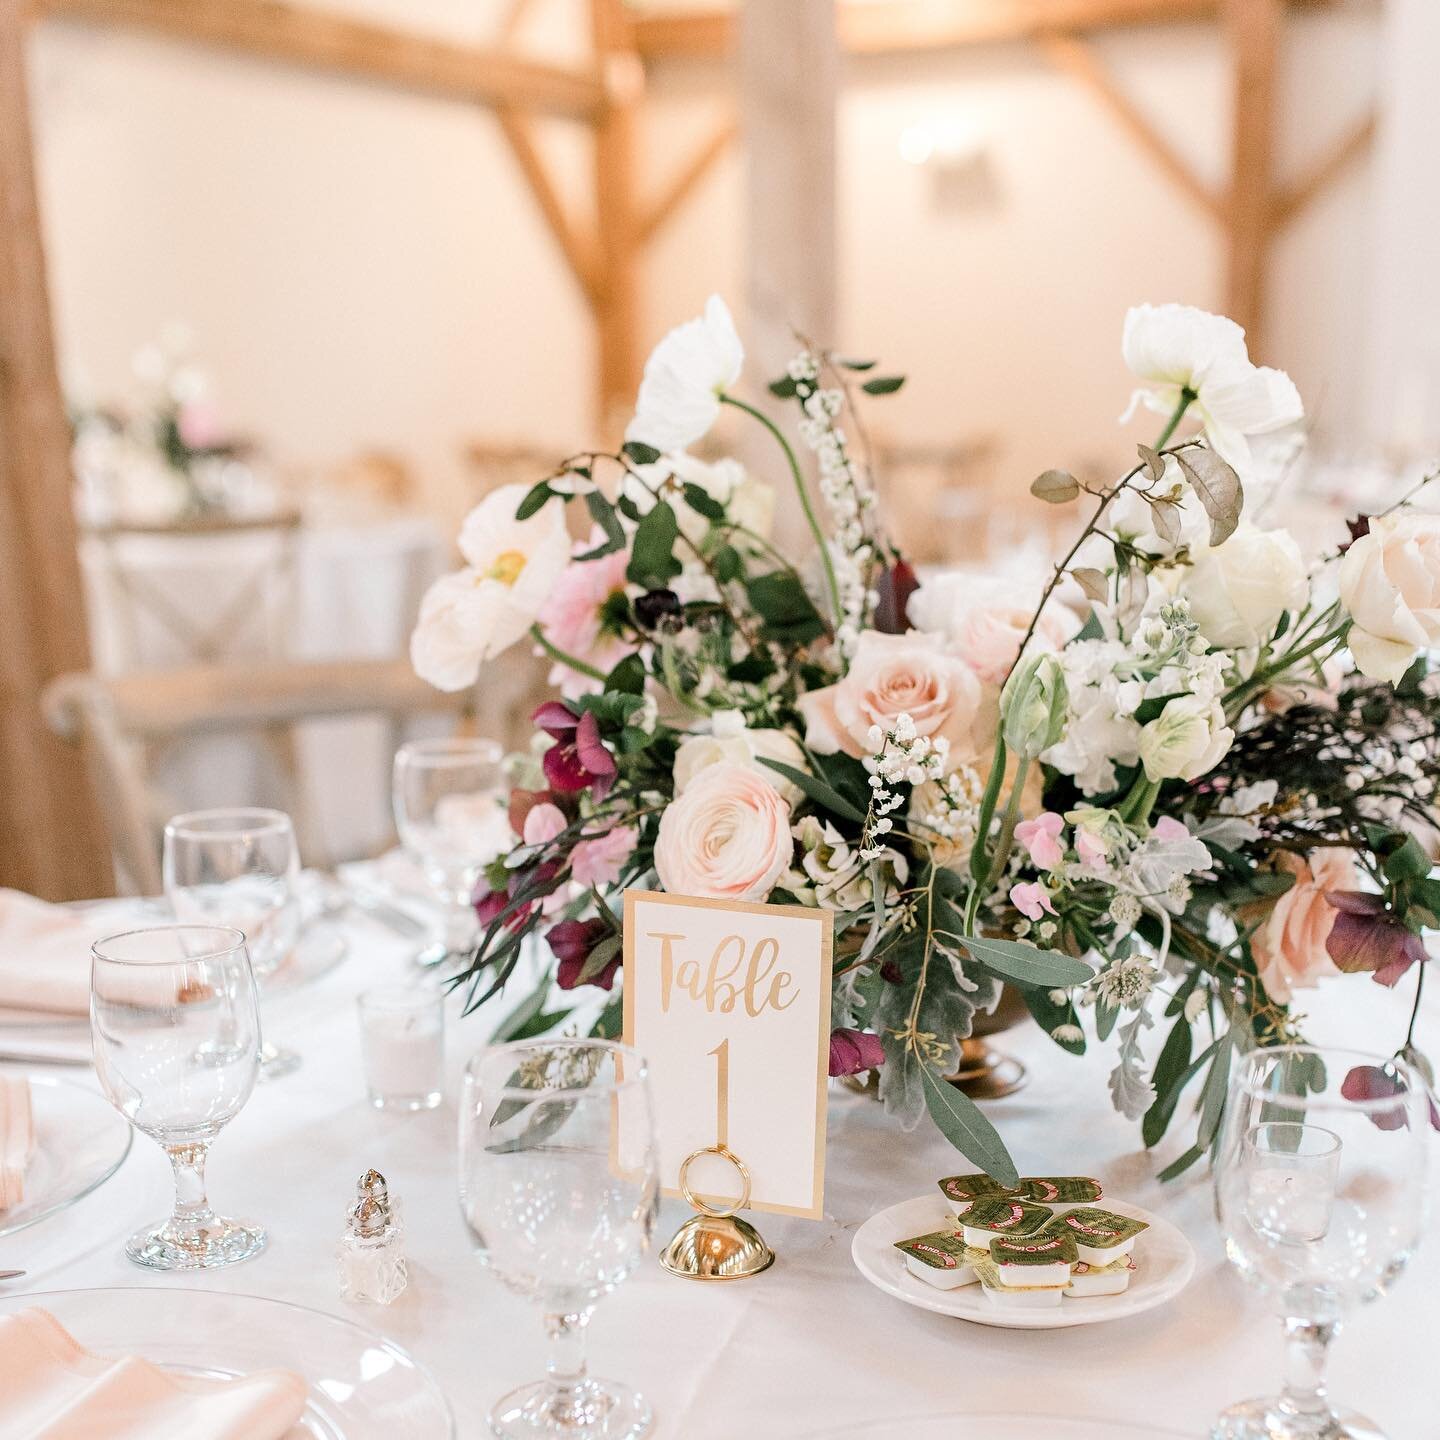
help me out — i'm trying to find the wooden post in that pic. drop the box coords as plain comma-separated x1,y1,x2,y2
0,0,113,898
737,0,838,396
1224,0,1282,353
591,0,643,437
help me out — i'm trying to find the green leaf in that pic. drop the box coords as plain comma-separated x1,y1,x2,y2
605,653,646,696
622,440,661,467
745,571,826,645
1175,448,1243,546
1094,1000,1120,1042
712,544,743,584
1016,983,1085,1056
1156,1143,1205,1183
1031,469,1080,504
591,994,623,1040
1383,833,1433,884
1197,1033,1235,1150
515,481,556,521
922,1068,1019,1186
492,971,558,1043
583,489,626,552
768,376,799,399
681,481,726,522
577,933,622,985
626,500,682,587
836,356,877,372
756,758,866,824
957,934,1092,989
861,375,905,395
1142,1016,1197,1148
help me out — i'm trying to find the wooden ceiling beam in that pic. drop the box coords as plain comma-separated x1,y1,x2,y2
632,0,1331,61
1271,111,1376,231
635,116,738,248
33,0,607,120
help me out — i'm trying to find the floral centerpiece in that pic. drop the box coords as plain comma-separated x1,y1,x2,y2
413,296,1439,1183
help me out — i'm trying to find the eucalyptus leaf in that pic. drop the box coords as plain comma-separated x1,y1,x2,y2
1176,448,1243,546
922,1068,1020,1186
756,758,866,824
958,934,1093,989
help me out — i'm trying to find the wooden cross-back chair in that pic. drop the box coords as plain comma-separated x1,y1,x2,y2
43,656,476,894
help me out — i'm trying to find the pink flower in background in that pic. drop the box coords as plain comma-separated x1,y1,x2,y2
1251,849,1353,1003
1151,816,1190,842
1010,881,1057,921
571,826,638,889
176,401,223,450
828,1028,886,1077
522,803,566,846
537,536,634,697
1016,812,1065,871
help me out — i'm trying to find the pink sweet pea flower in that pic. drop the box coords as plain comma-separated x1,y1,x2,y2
1151,816,1190,841
571,826,638,889
1010,881,1057,921
1015,812,1065,871
1075,830,1107,871
522,802,567,846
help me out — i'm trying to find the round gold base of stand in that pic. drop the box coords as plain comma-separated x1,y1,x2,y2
944,1035,1028,1100
660,1142,775,1282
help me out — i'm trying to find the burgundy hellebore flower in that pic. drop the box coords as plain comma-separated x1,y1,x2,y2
872,558,919,635
1325,891,1428,988
828,1027,887,1077
1340,1063,1440,1133
474,860,561,933
547,917,620,991
534,703,617,798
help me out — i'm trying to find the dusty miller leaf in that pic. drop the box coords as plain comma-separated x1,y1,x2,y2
1108,1010,1156,1121
1176,448,1243,546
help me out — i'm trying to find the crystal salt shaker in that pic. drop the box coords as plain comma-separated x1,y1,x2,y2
337,1170,408,1304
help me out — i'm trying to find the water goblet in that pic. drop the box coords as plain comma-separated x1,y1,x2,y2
1213,1044,1430,1440
163,806,302,1077
393,737,507,970
459,1039,660,1440
91,925,266,1270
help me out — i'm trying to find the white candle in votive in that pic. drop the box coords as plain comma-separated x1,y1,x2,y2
1246,1168,1336,1244
358,989,444,1110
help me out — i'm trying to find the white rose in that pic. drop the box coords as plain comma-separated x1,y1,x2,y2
411,483,570,691
654,762,793,902
1181,523,1309,649
797,630,988,765
1138,695,1234,782
1338,513,1440,684
626,295,744,454
672,712,807,806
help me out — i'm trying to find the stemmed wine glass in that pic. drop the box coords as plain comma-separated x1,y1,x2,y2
1213,1045,1430,1439
393,737,507,970
459,1039,660,1440
163,806,302,1077
91,925,266,1270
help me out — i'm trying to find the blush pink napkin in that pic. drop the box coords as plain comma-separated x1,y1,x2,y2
0,1308,308,1439
0,1076,35,1211
0,890,96,1018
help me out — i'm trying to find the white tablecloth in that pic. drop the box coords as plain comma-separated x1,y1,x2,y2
6,918,1435,1438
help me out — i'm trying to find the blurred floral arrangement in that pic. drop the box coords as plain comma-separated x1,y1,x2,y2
412,296,1439,1182
70,327,262,524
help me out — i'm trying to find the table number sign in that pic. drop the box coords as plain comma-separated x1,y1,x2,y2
622,891,834,1219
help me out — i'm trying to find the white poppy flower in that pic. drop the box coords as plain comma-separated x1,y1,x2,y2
1121,303,1304,474
626,295,744,454
410,483,570,691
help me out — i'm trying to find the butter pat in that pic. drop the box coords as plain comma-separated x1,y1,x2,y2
960,1197,1052,1248
990,1231,1078,1289
937,1172,1020,1219
1064,1255,1136,1297
893,1230,985,1290
1045,1207,1149,1265
974,1257,1066,1309
1020,1176,1103,1213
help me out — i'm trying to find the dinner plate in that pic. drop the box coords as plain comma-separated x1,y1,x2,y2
0,1288,456,1438
0,1076,132,1239
852,1194,1195,1330
804,1414,1195,1438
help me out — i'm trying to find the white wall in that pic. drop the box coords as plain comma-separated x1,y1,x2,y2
29,0,1387,546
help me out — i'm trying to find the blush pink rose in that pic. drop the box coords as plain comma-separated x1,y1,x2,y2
654,762,793,902
797,631,987,763
571,826,638,888
536,534,635,697
953,603,1077,687
1252,848,1355,1004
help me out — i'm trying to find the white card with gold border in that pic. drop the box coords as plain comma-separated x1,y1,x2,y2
622,890,834,1220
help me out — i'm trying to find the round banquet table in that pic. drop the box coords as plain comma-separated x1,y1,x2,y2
5,913,1435,1439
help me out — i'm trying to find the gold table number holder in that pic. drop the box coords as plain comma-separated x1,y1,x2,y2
659,1143,775,1281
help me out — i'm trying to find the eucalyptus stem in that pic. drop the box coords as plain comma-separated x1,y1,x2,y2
721,393,843,627
983,756,1032,892
530,624,608,682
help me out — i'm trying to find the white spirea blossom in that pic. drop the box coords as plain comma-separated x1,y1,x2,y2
861,712,948,860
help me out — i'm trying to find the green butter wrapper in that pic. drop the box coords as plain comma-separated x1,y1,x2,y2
893,1230,973,1270
991,1231,1078,1267
1046,1207,1149,1248
1021,1176,1103,1205
962,1197,1052,1235
939,1173,1021,1205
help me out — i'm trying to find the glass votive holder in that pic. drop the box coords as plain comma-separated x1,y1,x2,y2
357,987,444,1112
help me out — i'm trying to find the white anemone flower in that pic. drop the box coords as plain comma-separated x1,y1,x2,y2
410,483,570,691
1121,303,1304,474
626,295,744,454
